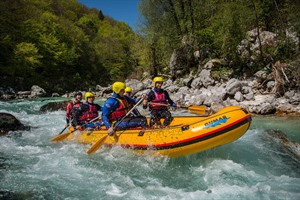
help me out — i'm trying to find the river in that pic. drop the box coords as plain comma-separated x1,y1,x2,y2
0,98,299,200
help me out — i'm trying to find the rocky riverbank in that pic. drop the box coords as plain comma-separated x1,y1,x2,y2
1,69,300,116
1,75,299,157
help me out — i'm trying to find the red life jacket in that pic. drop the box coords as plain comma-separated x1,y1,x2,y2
80,103,99,122
150,89,168,110
108,97,130,121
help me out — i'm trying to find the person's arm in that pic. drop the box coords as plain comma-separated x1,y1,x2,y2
164,91,177,107
102,99,119,135
125,96,137,105
101,99,117,129
66,103,72,124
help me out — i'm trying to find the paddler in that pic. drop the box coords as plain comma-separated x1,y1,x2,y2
65,92,83,127
143,77,180,127
102,82,147,136
72,92,102,130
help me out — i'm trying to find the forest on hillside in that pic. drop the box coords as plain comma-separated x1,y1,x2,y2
1,0,300,93
139,0,300,86
0,0,142,93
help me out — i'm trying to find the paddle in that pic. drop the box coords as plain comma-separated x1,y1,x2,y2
50,128,79,142
50,115,101,142
56,119,74,135
181,105,206,114
86,135,108,154
87,98,144,154
148,102,206,114
58,125,69,135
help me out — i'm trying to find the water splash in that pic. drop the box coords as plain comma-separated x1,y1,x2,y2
0,98,299,199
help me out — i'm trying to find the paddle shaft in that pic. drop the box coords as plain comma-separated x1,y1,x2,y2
51,115,101,142
86,115,101,124
72,115,102,133
149,102,203,109
58,125,69,135
58,119,74,135
87,98,144,154
113,97,144,130
148,102,181,109
148,102,206,114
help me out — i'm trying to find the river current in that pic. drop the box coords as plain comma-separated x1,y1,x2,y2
0,98,299,200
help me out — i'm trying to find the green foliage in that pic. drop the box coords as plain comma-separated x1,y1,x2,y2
77,14,98,36
14,42,42,67
95,20,138,81
273,36,299,62
0,0,140,93
1,0,300,93
195,28,218,58
211,67,233,81
139,0,300,79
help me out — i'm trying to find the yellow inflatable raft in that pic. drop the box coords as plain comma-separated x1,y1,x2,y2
63,106,251,157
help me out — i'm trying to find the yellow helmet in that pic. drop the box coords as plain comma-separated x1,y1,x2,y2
85,92,95,100
153,77,164,86
112,82,126,94
125,86,132,93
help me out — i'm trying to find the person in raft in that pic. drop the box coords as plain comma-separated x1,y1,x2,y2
143,77,180,127
102,82,147,136
65,92,83,127
124,86,133,97
124,86,143,117
72,92,103,130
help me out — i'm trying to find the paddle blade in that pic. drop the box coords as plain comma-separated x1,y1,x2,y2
51,132,71,142
188,105,206,114
87,135,108,154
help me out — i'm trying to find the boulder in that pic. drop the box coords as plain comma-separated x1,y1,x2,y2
125,79,146,95
0,113,30,135
29,85,46,98
226,78,242,95
267,130,300,160
40,101,69,112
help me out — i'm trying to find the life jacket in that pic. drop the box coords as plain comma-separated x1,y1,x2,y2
150,89,168,110
66,101,82,119
108,97,130,122
70,102,82,118
80,103,99,122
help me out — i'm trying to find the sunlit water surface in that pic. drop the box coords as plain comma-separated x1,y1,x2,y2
0,98,299,200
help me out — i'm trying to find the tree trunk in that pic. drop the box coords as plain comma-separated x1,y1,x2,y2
150,42,158,78
250,0,263,62
159,0,182,38
272,61,289,96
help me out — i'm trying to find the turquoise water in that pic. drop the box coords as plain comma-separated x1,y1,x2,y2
0,98,299,200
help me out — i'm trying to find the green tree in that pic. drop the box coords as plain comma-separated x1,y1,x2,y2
95,20,138,81
12,42,42,89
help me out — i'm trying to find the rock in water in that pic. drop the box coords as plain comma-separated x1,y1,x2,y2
40,101,69,112
268,130,300,160
0,113,30,135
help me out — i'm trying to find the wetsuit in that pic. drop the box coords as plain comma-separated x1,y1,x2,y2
102,93,147,130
